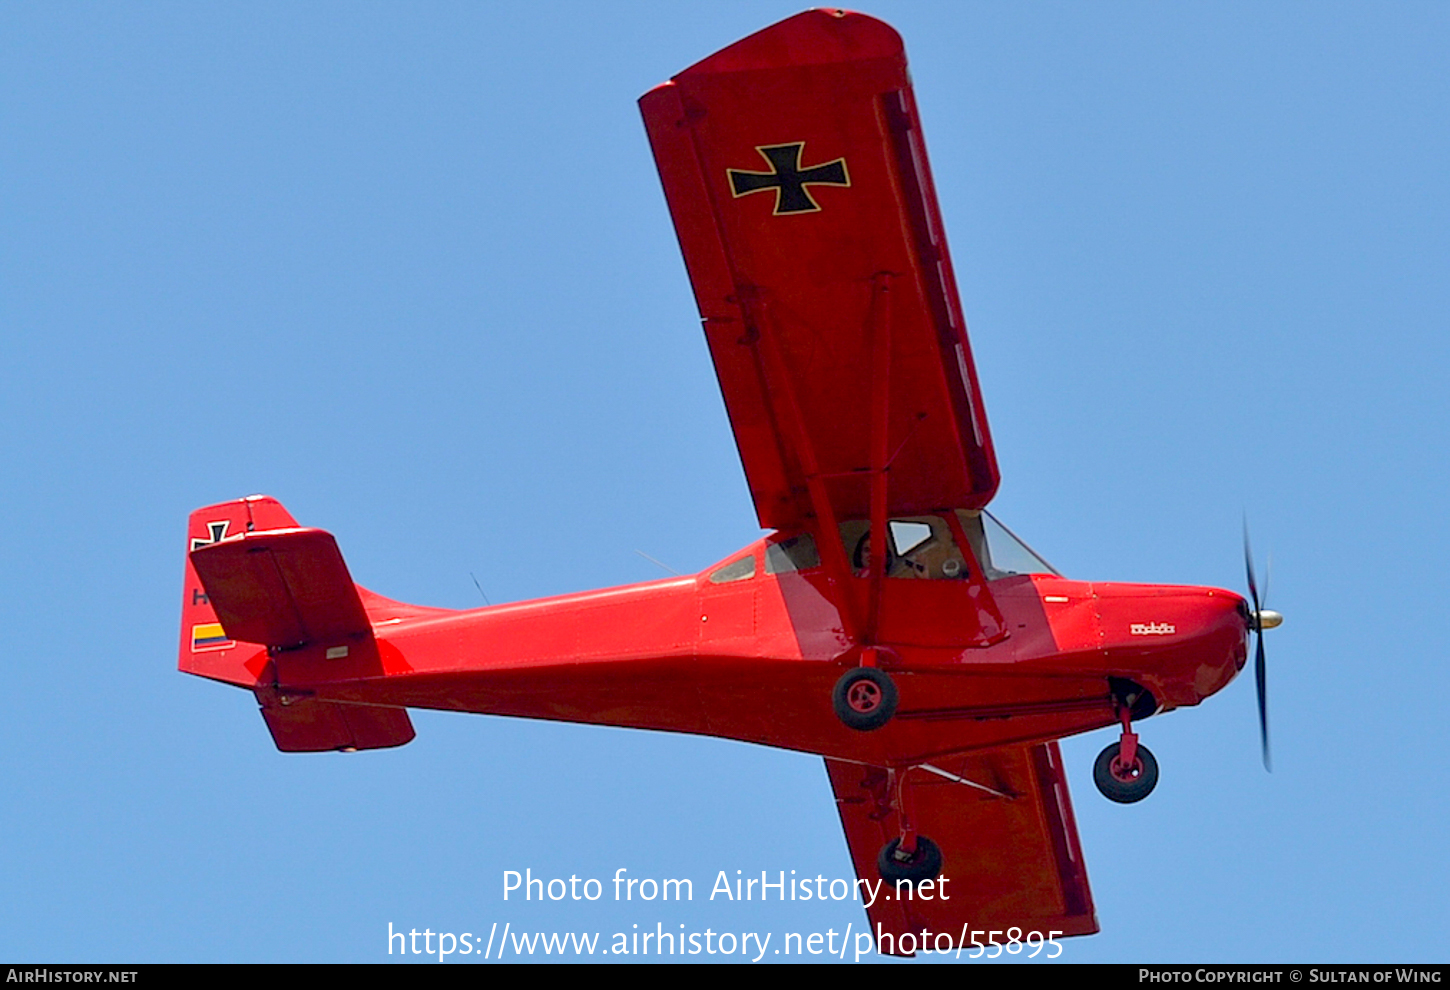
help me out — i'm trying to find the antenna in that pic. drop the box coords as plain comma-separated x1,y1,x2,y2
634,550,681,576
469,572,491,606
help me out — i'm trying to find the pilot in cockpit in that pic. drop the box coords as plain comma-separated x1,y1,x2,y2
848,516,972,580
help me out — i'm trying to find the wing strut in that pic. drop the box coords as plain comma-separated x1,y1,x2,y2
747,273,900,651
865,272,894,645
744,289,863,640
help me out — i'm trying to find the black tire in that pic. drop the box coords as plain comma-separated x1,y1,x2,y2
877,836,943,884
832,667,898,731
1093,741,1159,803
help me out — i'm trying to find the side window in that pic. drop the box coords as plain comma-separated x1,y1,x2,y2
840,516,973,580
889,520,933,555
765,533,820,574
708,555,756,584
890,515,969,579
839,519,872,570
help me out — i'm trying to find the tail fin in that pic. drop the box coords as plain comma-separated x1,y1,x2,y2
179,495,297,687
179,495,415,753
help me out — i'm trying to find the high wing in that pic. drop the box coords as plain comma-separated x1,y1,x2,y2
640,9,998,538
826,743,1098,954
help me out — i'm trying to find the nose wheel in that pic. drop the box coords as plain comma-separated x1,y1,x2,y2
1093,740,1159,803
1093,692,1160,803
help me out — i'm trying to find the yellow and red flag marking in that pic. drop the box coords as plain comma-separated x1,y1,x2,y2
190,622,232,652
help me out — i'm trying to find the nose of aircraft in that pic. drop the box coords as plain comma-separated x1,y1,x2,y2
1096,584,1250,710
1187,588,1252,703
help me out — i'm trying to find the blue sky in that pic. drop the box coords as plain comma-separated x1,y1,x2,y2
2,1,1447,963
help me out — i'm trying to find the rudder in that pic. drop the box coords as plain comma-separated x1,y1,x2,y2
179,495,297,687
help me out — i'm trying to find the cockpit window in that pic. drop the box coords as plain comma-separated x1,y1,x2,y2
957,509,1061,579
889,520,933,555
709,555,756,584
765,533,820,574
839,515,972,580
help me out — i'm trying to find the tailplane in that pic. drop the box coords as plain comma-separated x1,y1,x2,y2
179,495,415,752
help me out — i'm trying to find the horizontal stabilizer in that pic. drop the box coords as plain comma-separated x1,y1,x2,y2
191,527,370,649
257,689,415,753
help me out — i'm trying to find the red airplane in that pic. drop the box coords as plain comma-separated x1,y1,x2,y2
178,10,1280,954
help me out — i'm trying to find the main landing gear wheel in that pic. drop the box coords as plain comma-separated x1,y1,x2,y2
832,667,898,731
1093,741,1159,803
877,836,943,884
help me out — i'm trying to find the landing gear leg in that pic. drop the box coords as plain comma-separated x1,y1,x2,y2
1093,705,1159,803
875,768,943,884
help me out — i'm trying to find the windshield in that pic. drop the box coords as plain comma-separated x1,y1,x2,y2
958,510,1061,579
829,510,1059,582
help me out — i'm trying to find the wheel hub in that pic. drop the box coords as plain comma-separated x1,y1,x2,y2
1109,756,1143,782
847,682,881,713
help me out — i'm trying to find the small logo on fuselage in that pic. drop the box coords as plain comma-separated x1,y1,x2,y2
1130,622,1176,636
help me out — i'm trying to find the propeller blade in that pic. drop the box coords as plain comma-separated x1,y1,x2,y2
1242,521,1260,613
1244,519,1270,771
1255,629,1271,771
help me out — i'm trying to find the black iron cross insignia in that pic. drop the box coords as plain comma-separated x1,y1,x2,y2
728,143,850,215
190,520,230,551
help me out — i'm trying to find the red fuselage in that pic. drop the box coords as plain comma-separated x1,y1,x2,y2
247,539,1247,769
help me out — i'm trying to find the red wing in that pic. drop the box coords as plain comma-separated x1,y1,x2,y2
826,743,1097,956
641,10,998,534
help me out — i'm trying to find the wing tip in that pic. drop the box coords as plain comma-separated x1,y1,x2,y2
674,9,903,79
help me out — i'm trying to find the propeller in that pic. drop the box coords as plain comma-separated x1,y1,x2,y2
1243,524,1282,771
